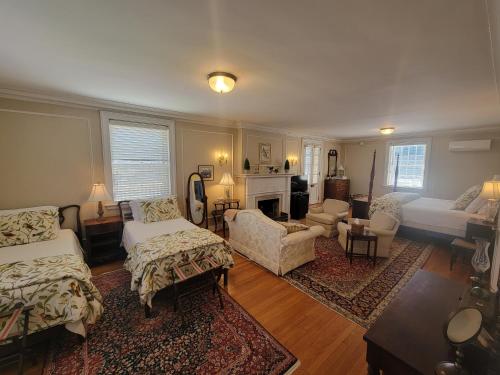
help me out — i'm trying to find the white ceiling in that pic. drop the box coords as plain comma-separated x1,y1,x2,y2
1,0,500,139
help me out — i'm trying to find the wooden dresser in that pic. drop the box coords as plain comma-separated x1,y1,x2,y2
324,178,350,201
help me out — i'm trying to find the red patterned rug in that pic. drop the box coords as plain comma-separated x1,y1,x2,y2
43,269,298,375
284,236,432,328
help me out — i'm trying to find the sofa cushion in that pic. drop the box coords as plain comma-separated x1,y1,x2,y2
306,212,336,225
370,212,397,231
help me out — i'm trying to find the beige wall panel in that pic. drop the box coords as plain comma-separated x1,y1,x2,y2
243,129,284,167
176,122,236,215
0,110,93,209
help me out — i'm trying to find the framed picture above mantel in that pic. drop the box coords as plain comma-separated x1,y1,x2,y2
259,143,272,164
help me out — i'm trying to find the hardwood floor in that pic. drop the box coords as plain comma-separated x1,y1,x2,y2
6,235,471,375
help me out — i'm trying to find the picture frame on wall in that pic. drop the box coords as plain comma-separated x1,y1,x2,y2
259,143,272,164
198,165,214,181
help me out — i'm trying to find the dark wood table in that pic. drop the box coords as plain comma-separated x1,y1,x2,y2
364,270,465,375
346,228,378,265
212,199,240,237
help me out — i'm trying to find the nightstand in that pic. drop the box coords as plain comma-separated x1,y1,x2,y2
83,216,124,265
466,217,496,243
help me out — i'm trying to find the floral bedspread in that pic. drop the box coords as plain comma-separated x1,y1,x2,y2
368,192,420,220
0,255,103,337
124,228,234,306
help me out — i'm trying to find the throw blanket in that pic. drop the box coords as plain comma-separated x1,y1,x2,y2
0,255,103,337
124,228,234,307
368,192,420,220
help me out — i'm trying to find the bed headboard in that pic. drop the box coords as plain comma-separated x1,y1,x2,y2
117,201,133,222
58,205,82,241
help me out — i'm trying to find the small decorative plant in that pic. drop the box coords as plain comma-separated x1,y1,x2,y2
284,159,290,172
244,158,251,172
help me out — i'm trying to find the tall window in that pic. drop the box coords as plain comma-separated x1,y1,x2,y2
303,144,321,185
101,112,175,201
386,142,428,189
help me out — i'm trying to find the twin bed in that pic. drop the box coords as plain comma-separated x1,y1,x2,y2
0,206,102,338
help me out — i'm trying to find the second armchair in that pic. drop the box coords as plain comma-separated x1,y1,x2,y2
306,199,350,237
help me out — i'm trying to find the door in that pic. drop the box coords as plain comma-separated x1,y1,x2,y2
303,143,322,204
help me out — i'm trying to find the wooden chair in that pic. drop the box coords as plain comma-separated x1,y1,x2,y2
0,304,34,375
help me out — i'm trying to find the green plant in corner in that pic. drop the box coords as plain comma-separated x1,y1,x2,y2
284,159,290,172
244,158,251,172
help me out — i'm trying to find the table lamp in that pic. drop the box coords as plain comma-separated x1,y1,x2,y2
479,180,500,223
219,172,234,200
88,183,111,220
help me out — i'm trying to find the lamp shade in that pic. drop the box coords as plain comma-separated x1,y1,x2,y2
219,172,235,186
88,183,112,202
480,180,500,200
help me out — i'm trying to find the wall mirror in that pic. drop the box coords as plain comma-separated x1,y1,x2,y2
186,172,208,228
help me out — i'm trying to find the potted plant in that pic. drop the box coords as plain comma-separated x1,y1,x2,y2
244,158,251,173
284,159,290,173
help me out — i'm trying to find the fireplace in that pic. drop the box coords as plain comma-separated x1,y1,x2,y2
258,198,280,219
256,196,288,221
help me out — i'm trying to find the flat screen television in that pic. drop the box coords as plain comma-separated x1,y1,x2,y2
291,175,308,193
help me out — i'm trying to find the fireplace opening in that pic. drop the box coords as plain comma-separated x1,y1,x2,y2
258,198,280,219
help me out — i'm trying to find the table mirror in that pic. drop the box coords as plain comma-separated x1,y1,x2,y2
186,172,208,228
435,308,482,375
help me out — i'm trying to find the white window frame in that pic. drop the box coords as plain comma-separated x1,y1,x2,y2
100,111,176,201
383,138,431,191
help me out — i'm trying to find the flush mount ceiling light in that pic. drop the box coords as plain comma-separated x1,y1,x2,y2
207,72,237,94
379,127,395,135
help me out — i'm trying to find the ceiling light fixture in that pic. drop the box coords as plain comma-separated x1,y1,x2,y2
379,127,395,135
207,72,237,94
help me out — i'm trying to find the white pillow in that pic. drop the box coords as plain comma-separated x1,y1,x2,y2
129,200,145,222
465,196,488,214
0,206,61,231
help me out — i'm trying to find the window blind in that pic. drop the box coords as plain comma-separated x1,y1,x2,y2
386,143,427,188
303,145,321,184
109,119,171,201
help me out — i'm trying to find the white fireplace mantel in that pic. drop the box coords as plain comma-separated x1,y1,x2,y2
235,174,292,214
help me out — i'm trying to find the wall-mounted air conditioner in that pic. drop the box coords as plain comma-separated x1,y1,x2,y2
449,139,491,152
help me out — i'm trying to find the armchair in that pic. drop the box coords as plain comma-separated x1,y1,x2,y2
337,212,400,258
226,209,324,275
306,199,350,237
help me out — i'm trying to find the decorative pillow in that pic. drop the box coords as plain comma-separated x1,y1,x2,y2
129,200,145,222
141,196,182,223
451,185,482,210
0,206,61,231
368,195,402,220
465,196,487,214
0,208,59,248
280,222,309,234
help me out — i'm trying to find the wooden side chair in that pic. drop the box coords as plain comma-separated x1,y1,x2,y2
0,304,34,375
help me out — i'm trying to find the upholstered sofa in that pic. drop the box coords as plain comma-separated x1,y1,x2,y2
337,212,400,258
225,209,324,275
305,199,350,237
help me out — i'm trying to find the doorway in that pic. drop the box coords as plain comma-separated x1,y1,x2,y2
303,143,322,204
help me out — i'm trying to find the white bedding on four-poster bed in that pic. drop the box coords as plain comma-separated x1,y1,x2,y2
400,197,485,237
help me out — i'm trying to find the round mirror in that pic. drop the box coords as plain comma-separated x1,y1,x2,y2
187,172,207,227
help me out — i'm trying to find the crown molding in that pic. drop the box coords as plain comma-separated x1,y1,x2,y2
0,87,238,128
237,121,338,142
339,125,500,144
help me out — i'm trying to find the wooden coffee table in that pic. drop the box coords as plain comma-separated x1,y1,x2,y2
346,228,378,265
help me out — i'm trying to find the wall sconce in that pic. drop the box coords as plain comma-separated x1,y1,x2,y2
217,151,229,166
288,156,298,166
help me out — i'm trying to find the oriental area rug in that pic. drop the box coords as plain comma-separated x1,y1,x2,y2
284,236,432,328
43,269,298,375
